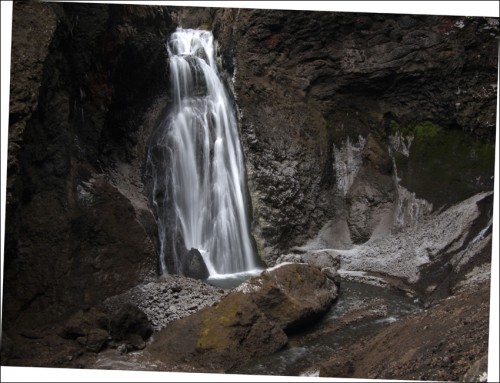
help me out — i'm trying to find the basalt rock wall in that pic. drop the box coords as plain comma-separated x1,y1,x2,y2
212,8,498,264
3,2,175,331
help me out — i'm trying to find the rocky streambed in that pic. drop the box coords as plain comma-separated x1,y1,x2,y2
1,190,493,382
0,258,490,383
90,190,492,380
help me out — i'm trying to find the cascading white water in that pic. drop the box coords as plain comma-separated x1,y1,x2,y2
149,28,258,276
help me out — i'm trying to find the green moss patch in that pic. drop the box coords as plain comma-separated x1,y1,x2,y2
412,121,443,141
196,296,240,351
393,121,495,207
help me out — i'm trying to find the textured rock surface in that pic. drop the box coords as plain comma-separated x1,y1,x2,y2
60,307,109,341
319,282,490,381
337,191,493,298
109,303,153,343
149,292,287,372
2,3,496,378
345,133,396,243
212,9,498,263
102,275,228,331
6,1,57,207
0,274,226,368
275,249,341,285
3,2,174,333
237,263,338,332
277,249,340,269
182,248,210,280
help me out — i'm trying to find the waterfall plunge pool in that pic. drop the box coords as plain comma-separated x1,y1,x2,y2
205,268,264,289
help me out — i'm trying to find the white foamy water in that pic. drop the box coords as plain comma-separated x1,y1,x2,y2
148,29,258,275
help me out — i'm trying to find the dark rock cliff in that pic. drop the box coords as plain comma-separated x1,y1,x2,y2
4,2,175,331
2,1,497,353
212,8,498,264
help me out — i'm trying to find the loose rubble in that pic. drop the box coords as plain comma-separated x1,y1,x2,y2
102,275,229,331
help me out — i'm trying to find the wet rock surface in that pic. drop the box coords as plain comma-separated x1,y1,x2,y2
182,248,210,280
2,3,496,381
229,280,419,376
236,263,338,332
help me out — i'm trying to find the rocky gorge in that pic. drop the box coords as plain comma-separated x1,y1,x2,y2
1,2,498,382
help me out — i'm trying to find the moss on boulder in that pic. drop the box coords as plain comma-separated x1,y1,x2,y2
149,263,337,371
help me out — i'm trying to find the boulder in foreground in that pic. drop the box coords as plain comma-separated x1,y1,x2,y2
237,262,338,332
150,263,338,371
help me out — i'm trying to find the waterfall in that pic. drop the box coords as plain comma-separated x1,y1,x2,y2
147,28,258,276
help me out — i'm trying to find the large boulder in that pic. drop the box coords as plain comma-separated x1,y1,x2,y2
182,248,210,280
59,307,111,353
109,303,153,342
149,263,337,371
238,263,338,332
276,249,341,286
149,292,287,371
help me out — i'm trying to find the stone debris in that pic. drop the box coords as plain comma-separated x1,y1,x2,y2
102,275,229,331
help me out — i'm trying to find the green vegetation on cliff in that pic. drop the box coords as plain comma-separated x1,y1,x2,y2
391,121,495,207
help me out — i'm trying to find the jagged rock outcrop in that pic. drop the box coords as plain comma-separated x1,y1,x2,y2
212,9,498,264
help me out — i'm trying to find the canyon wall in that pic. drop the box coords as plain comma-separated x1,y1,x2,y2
4,2,175,331
212,8,497,265
3,3,497,335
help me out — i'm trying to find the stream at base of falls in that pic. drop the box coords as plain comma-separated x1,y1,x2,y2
92,279,421,376
228,280,422,376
